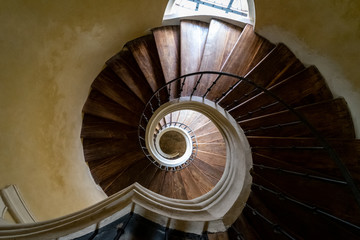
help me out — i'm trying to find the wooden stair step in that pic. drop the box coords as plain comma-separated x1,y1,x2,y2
103,156,150,196
83,138,140,162
187,162,218,194
239,98,355,138
153,25,180,98
187,114,211,132
219,43,304,108
193,120,218,136
180,20,209,96
252,172,360,226
106,48,153,103
197,143,226,156
205,24,275,100
243,199,291,240
89,151,145,185
248,137,360,184
126,34,165,93
252,152,345,183
192,159,223,185
196,150,226,168
81,114,137,139
229,66,333,120
196,131,223,144
194,19,242,97
91,66,144,114
82,89,140,127
136,163,159,189
166,171,188,200
251,183,360,239
179,166,207,199
181,110,201,126
148,169,167,194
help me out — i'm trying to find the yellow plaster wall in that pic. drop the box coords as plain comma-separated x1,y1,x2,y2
0,0,168,221
254,0,360,135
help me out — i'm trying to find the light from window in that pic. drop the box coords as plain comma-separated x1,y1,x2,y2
173,0,249,18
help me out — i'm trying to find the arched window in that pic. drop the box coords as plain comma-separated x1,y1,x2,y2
163,0,255,25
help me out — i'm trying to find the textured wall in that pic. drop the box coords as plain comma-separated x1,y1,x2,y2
255,0,360,136
0,0,167,221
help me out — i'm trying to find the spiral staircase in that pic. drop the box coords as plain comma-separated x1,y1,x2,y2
77,18,360,239
1,18,359,239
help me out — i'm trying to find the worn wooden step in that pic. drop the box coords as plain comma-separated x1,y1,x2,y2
136,163,159,189
197,143,226,156
187,114,211,132
126,35,165,93
81,114,137,139
162,171,188,199
88,151,145,186
106,48,153,103
103,156,150,196
251,184,360,239
248,137,360,185
148,168,167,194
180,20,209,96
179,110,200,126
83,138,140,162
229,66,333,121
179,166,208,199
252,174,360,238
194,19,242,97
153,25,180,98
184,164,215,196
252,172,360,226
82,89,140,127
205,24,275,100
196,150,226,169
196,131,223,144
193,120,218,136
192,158,223,185
218,43,304,108
91,66,144,114
239,98,355,138
243,200,291,240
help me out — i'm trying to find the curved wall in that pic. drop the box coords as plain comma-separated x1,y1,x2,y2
0,0,168,221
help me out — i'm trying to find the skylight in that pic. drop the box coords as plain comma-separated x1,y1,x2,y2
174,0,249,17
163,0,253,24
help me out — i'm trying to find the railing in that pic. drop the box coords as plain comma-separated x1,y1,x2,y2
138,71,360,233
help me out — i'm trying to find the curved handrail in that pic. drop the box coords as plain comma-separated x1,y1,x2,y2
138,71,360,208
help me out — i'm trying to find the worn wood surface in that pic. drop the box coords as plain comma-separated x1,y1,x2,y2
194,19,242,96
153,25,180,98
205,24,275,100
82,90,140,126
229,66,333,120
239,98,355,138
107,48,153,103
126,35,165,92
219,43,305,108
180,20,209,96
91,66,144,114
